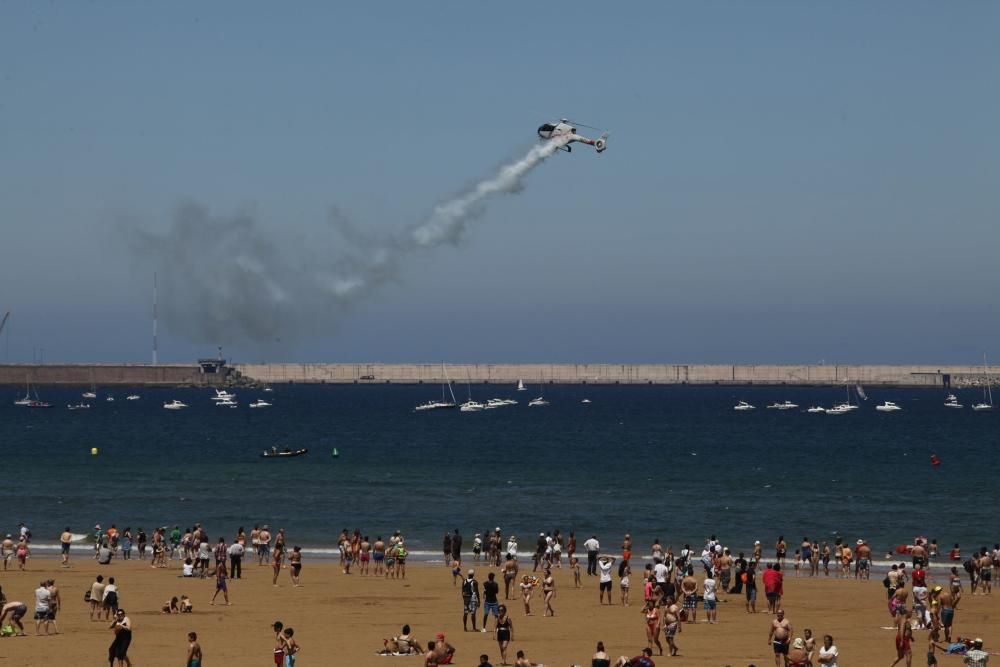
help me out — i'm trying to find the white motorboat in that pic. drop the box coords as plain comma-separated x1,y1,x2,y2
414,400,455,411
82,391,97,399
459,400,484,412
126,394,140,401
972,354,994,411
806,406,826,413
67,403,91,411
825,405,851,415
528,396,549,407
734,401,755,411
163,399,188,410
517,379,527,392
875,401,902,412
216,398,237,407
249,399,271,409
262,386,274,393
106,395,115,402
211,389,237,401
766,401,798,410
581,398,592,404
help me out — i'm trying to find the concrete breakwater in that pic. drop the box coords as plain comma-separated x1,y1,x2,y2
0,363,225,387
0,362,995,388
235,363,997,388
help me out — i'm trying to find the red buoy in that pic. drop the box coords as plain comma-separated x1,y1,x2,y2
930,454,941,467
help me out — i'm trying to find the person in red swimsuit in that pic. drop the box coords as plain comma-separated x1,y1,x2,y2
889,622,913,667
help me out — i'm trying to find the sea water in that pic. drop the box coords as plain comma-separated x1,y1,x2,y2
3,384,997,558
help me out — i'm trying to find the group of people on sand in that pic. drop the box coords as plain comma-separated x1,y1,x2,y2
338,528,411,578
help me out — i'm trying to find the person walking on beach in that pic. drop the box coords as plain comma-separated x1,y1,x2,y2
745,564,758,613
585,535,600,576
494,605,513,665
663,596,681,657
210,562,230,605
502,555,518,600
186,631,202,667
452,529,463,565
542,568,556,617
767,609,792,667
443,533,453,567
462,570,480,632
703,570,718,624
642,598,663,655
108,609,132,667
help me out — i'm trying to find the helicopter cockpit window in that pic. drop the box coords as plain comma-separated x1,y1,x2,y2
539,124,555,133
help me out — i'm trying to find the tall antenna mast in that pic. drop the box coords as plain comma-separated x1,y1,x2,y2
152,272,159,365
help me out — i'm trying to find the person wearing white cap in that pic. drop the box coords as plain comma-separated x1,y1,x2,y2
461,569,480,632
856,539,872,580
753,540,762,565
963,638,988,666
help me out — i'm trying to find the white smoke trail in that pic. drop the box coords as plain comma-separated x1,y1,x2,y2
409,136,569,247
127,136,571,344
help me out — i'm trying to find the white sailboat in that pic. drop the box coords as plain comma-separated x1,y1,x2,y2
14,379,32,406
517,379,527,392
415,365,458,411
972,354,994,412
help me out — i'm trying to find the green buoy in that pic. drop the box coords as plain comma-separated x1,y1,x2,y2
331,447,339,458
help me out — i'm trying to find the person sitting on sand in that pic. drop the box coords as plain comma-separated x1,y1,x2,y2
433,632,455,665
180,595,192,613
514,649,542,667
161,597,180,614
615,647,655,667
380,624,421,655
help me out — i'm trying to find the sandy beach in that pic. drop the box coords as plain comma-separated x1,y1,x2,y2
1,553,996,666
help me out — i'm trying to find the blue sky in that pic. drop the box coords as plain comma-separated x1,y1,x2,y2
1,2,997,364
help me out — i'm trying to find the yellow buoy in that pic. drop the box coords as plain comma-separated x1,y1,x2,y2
91,447,98,456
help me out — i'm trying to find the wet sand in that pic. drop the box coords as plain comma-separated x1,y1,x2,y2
1,556,995,665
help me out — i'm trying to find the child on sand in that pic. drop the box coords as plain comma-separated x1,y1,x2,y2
186,631,202,667
571,557,581,588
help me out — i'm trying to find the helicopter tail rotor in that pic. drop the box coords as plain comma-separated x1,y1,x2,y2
595,131,609,153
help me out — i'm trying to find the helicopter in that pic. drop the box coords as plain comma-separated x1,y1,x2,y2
536,119,609,153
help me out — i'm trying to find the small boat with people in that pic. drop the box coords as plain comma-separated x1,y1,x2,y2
261,446,308,458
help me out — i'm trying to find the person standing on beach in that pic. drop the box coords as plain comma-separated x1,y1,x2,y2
599,556,617,605
59,527,73,567
767,609,792,667
272,543,283,585
46,579,61,634
272,621,285,666
680,567,697,622
482,572,500,631
745,564,758,613
585,535,600,576
452,530,463,565
282,627,300,667
817,634,838,666
228,538,244,580
642,599,663,655
258,526,271,566
462,570,480,632
186,631,202,667
33,580,52,635
289,546,302,586
443,533,453,567
373,536,386,576
775,536,787,568
360,536,371,575
214,538,228,569
542,568,556,617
